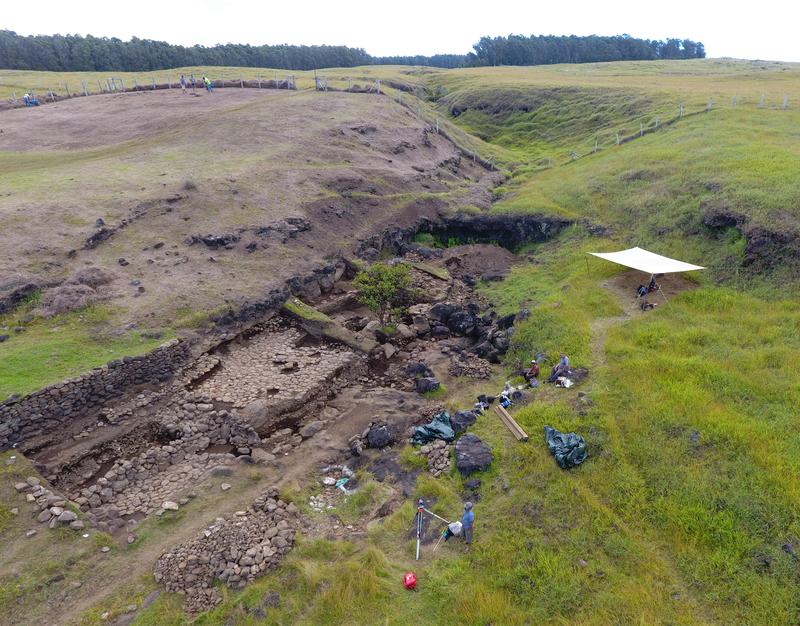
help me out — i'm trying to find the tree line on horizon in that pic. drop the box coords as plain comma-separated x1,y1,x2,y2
0,30,705,73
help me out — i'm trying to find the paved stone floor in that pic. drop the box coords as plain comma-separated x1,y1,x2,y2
194,327,358,408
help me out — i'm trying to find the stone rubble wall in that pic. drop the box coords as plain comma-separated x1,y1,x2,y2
71,391,263,533
0,339,192,451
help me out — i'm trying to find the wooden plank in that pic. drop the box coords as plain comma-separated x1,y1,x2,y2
495,406,528,442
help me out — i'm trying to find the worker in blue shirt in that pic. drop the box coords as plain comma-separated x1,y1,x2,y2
462,501,475,552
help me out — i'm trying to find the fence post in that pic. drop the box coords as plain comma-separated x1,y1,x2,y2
152,77,156,90
593,138,598,153
758,93,765,108
133,78,138,91
62,82,69,96
376,79,381,94
221,72,224,88
240,75,243,88
119,78,126,91
435,117,439,134
82,81,88,96
654,116,659,129
258,75,262,88
348,77,352,90
639,121,644,137
49,89,55,102
98,79,103,93
11,92,17,104
783,95,788,110
706,97,712,111
167,76,171,89
679,103,684,118
732,95,737,107
616,131,620,145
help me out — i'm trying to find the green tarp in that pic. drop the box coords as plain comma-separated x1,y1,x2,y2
411,411,455,446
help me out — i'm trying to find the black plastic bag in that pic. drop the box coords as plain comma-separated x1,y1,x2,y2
411,411,455,445
544,425,587,469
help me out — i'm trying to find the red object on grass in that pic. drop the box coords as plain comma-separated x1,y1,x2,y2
403,571,417,590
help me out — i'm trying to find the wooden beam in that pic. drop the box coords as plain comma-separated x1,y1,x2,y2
495,406,528,441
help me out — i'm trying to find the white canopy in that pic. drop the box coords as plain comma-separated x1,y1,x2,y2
588,247,704,274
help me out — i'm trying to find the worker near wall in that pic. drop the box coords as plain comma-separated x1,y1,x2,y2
462,502,475,552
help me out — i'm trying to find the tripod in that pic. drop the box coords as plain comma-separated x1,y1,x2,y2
414,498,451,561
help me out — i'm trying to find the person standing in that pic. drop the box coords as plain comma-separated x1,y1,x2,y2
203,75,213,93
179,74,187,93
462,502,475,552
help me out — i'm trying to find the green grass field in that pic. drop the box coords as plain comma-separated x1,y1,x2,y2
0,301,170,399
3,59,800,624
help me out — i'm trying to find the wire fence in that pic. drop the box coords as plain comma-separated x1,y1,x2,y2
5,72,796,177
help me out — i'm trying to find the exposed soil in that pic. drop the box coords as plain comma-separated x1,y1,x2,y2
0,89,496,333
442,243,520,279
0,90,276,151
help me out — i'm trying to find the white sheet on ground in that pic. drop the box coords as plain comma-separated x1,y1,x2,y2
588,247,704,274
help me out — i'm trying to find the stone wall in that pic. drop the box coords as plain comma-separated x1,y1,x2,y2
0,339,192,451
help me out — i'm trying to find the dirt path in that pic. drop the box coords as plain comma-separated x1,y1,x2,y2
568,270,715,622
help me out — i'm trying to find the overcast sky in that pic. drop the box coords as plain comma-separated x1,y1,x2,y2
3,0,799,62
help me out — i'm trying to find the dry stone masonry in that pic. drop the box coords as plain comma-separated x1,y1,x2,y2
0,339,191,451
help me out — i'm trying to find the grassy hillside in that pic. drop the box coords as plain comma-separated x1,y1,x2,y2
3,60,800,624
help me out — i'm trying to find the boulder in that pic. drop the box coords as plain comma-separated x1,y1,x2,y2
406,361,433,378
299,421,324,439
455,434,493,476
366,422,397,449
447,311,478,336
450,410,477,434
471,341,493,358
57,510,78,523
570,367,590,383
396,323,415,339
496,313,516,329
162,501,180,511
430,325,450,339
412,315,431,336
429,303,458,323
383,343,398,359
415,377,440,394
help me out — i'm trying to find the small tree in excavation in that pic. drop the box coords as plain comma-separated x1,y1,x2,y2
353,262,412,325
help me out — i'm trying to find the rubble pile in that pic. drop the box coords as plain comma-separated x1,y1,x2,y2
13,476,85,532
417,440,452,477
154,488,299,613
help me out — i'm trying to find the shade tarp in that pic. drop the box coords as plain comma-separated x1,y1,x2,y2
588,247,704,274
